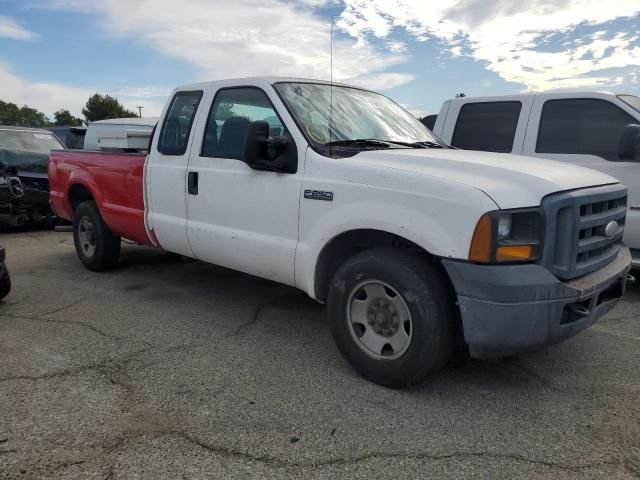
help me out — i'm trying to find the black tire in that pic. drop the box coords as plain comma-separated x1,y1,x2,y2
327,248,457,388
0,268,10,300
73,201,121,271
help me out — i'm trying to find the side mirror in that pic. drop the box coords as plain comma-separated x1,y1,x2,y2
243,121,297,173
618,124,640,162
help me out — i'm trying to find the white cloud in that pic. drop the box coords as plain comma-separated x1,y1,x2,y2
0,63,166,118
41,0,413,90
108,86,173,99
351,72,415,91
338,0,640,91
0,15,37,40
0,63,90,116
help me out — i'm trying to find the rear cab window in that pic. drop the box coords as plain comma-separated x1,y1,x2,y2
451,101,522,153
158,90,203,155
536,98,637,161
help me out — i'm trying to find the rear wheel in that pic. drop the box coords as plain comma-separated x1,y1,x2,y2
327,248,457,388
73,201,120,271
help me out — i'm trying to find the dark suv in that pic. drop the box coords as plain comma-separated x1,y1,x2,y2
0,126,65,227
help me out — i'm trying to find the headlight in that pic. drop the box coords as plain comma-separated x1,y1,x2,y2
469,209,543,263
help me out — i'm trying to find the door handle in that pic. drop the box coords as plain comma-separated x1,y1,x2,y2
188,171,199,195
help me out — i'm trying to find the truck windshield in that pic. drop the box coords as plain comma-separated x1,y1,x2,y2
0,129,64,173
275,82,442,153
618,94,640,114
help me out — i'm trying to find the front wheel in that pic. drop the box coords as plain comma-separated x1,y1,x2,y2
327,248,457,388
73,201,121,271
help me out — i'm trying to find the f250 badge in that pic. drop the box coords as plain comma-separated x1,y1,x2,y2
304,189,334,201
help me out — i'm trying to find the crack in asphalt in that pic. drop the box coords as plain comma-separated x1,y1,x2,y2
38,299,84,317
0,345,154,383
31,428,621,475
0,336,202,384
230,288,298,337
0,307,155,348
172,432,624,473
232,301,265,336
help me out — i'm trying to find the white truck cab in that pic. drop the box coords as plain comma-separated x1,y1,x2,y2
432,91,640,267
55,78,633,387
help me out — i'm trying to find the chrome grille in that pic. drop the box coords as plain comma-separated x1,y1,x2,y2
541,184,627,280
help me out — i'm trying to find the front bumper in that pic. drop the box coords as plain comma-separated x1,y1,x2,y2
441,247,632,359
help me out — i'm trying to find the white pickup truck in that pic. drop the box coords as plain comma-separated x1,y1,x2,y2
432,91,640,268
50,78,633,387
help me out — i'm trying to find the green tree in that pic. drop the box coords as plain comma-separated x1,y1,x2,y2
0,100,50,127
18,106,49,127
82,94,138,123
0,100,20,125
53,109,83,126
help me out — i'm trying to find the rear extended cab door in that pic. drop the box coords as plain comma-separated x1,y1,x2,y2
437,96,534,154
521,92,640,251
145,88,207,256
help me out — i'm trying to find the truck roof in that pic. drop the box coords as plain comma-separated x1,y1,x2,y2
448,91,629,102
175,76,362,92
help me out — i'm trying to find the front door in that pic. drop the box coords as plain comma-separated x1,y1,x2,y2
185,85,302,285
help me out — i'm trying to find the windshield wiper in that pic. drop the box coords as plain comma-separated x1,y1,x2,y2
409,141,447,149
328,138,448,149
325,139,392,148
324,138,448,151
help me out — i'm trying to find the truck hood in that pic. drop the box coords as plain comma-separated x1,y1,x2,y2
356,148,619,208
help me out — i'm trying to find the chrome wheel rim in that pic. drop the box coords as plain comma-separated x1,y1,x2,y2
347,280,413,360
78,216,96,258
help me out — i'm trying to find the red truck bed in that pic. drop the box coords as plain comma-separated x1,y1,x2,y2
49,150,153,246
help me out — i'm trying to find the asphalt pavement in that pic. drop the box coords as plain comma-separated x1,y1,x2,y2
0,231,638,479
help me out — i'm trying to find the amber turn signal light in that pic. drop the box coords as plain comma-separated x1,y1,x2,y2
496,245,534,262
469,213,492,263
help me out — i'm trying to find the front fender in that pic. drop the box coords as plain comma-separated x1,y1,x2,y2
295,192,497,299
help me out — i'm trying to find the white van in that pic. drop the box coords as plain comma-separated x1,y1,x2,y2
432,92,640,267
83,117,158,151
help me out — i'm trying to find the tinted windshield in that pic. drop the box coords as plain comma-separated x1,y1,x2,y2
275,82,440,152
0,129,64,173
619,95,640,114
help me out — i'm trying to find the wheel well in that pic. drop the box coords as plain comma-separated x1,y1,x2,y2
314,229,431,301
68,184,94,212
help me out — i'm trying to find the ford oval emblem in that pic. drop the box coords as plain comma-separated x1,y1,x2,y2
605,221,619,238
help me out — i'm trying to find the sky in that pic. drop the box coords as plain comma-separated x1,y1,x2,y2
1,0,639,119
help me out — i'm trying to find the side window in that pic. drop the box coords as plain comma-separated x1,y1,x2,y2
201,87,287,159
158,90,203,155
451,101,522,153
537,98,636,161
